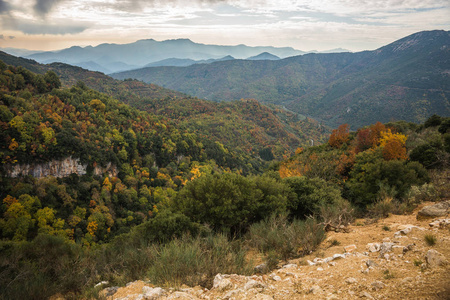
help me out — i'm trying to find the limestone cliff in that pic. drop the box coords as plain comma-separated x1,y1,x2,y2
4,157,117,178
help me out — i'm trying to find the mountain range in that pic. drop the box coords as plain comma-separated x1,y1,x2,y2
1,40,350,74
111,30,450,128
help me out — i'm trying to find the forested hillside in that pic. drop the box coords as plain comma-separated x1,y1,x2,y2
113,30,450,128
0,51,449,300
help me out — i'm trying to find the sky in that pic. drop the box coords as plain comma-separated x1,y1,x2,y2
0,0,449,52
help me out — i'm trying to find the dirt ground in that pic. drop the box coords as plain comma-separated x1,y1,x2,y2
103,201,450,300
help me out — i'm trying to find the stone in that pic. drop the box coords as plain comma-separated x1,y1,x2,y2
401,277,414,284
94,281,109,288
308,285,322,294
365,260,378,268
167,292,196,299
307,260,315,266
425,249,448,268
403,243,415,254
213,274,233,292
345,277,357,284
360,291,375,299
223,289,242,299
417,201,450,220
332,253,346,260
142,287,165,299
254,263,267,273
270,274,282,281
366,243,381,252
244,279,265,290
282,263,297,269
394,225,424,237
344,244,357,253
317,267,324,271
429,218,450,228
371,280,386,291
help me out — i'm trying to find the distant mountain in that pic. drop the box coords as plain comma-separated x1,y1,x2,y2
112,30,450,128
25,39,305,74
247,52,280,60
0,47,43,57
145,55,235,68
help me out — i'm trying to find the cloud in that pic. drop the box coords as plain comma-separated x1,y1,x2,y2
34,0,64,17
1,15,89,35
0,0,11,13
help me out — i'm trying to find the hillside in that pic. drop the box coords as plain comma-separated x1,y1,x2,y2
0,51,329,160
103,203,450,299
112,30,450,128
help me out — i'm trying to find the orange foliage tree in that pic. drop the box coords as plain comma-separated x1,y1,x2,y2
328,124,349,148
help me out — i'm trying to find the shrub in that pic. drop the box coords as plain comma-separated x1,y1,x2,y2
147,234,251,288
173,173,289,234
283,176,343,218
424,234,437,246
246,214,325,263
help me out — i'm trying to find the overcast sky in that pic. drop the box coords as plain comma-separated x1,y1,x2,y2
0,0,449,52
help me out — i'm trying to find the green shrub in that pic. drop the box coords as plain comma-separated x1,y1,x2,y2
147,234,251,288
283,176,343,218
172,173,290,234
246,214,325,263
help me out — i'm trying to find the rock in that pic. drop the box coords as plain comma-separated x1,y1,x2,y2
308,285,322,294
332,253,346,260
425,249,448,268
282,263,297,269
252,294,273,300
394,225,424,237
142,287,165,299
360,291,375,299
344,244,357,253
244,279,265,290
365,260,378,268
371,280,386,291
269,274,282,281
213,274,233,292
222,289,242,299
254,263,267,273
403,243,415,254
307,260,315,266
366,243,381,252
401,277,414,283
379,242,395,256
167,292,196,299
100,286,119,298
317,267,324,271
345,277,357,284
417,201,450,220
429,218,450,228
94,281,109,288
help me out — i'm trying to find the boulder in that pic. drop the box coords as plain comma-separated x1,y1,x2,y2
425,249,448,268
417,201,450,220
213,274,233,291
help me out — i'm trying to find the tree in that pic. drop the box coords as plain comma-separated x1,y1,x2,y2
328,124,349,148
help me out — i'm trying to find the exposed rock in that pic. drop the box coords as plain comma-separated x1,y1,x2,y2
282,263,297,269
167,291,196,299
308,285,322,294
425,249,448,268
379,242,395,256
254,263,267,273
244,279,265,290
417,201,450,220
4,156,118,178
371,280,386,291
360,291,375,299
365,260,378,268
345,277,357,284
213,276,233,292
142,286,165,299
429,218,450,228
366,243,381,252
344,244,357,253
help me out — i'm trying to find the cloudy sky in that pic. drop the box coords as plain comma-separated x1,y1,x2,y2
0,0,449,52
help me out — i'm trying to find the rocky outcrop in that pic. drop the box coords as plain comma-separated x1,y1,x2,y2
417,201,450,220
4,157,117,178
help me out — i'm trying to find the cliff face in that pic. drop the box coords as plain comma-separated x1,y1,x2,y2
4,157,118,178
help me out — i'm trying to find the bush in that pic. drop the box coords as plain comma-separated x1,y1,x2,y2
147,234,251,288
246,214,325,263
424,234,437,246
172,173,290,234
345,151,429,208
283,176,343,218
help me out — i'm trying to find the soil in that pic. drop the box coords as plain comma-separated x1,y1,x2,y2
102,201,450,300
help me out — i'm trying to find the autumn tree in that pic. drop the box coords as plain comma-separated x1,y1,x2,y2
328,124,349,148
